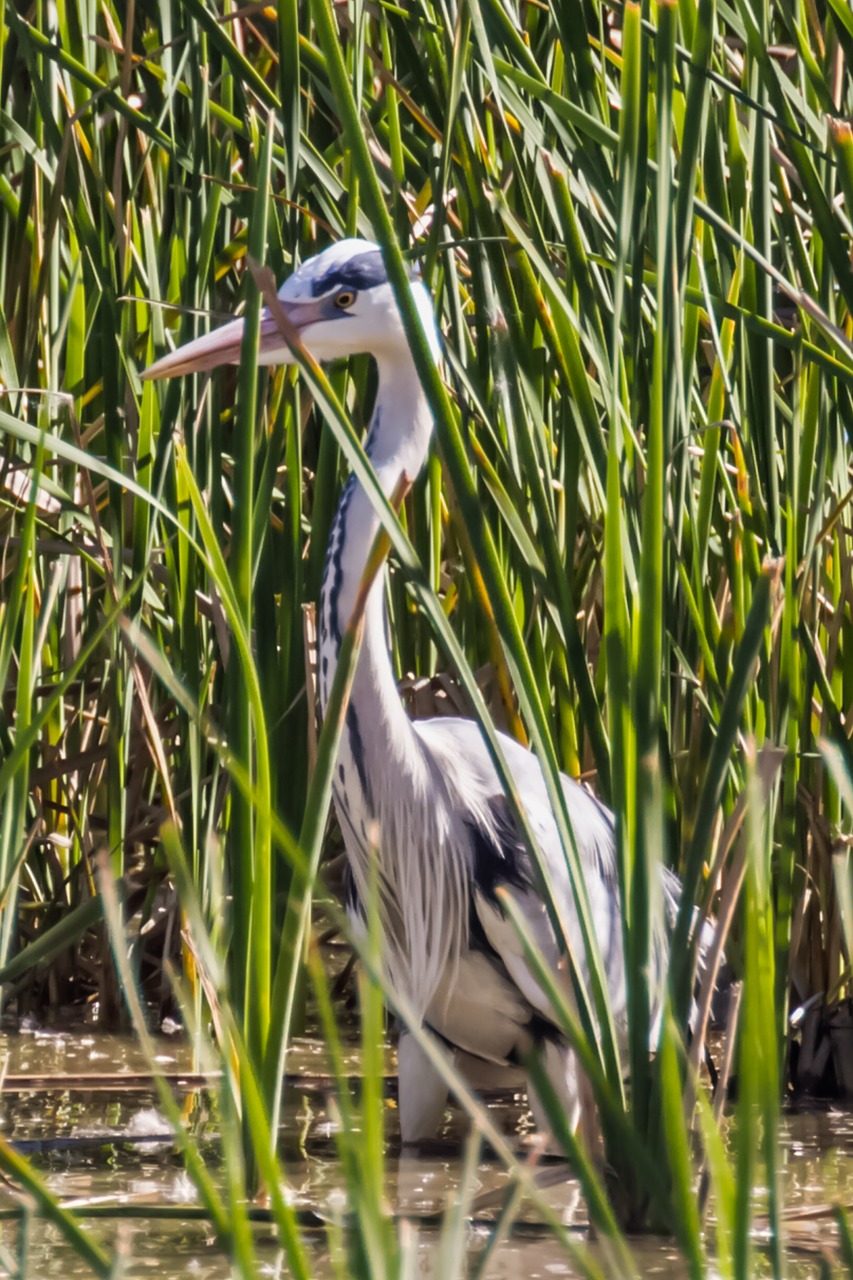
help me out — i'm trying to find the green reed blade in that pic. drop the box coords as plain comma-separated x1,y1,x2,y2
495,887,669,1217
263,476,409,1133
659,1013,705,1280
310,0,624,1094
673,563,780,1018
226,110,276,1070
0,1138,112,1278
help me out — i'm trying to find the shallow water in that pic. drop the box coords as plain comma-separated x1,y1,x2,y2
0,1027,851,1277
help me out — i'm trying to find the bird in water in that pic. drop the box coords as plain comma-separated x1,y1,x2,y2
144,238,706,1146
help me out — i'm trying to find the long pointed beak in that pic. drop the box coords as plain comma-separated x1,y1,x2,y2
141,296,325,381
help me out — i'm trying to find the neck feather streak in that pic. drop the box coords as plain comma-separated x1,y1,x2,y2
317,350,469,1018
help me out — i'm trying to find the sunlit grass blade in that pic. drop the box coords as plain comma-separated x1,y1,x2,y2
734,745,782,1280
3,0,853,1267
659,1014,705,1280
263,472,413,1132
310,0,624,1101
673,561,781,1018
0,1139,112,1278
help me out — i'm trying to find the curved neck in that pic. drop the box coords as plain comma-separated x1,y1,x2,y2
318,348,434,815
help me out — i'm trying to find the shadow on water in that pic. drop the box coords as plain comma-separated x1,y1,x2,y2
1,1028,851,1278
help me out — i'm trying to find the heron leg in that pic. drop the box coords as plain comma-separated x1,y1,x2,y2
397,1029,450,1143
527,1042,603,1161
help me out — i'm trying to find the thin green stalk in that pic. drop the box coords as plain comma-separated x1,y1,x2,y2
227,111,275,1072
310,0,624,1098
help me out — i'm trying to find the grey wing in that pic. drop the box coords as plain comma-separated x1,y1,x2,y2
414,717,630,1027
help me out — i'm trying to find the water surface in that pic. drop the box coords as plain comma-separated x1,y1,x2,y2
1,1028,850,1277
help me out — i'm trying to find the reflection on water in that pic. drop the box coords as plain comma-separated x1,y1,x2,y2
0,1219,695,1280
0,1022,182,1076
0,1030,851,1278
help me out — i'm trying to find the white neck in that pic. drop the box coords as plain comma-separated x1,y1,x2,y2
318,347,433,814
318,342,477,1020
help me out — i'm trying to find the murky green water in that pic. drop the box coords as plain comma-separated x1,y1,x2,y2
0,1027,850,1277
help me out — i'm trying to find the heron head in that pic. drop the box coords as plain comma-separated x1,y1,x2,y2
142,239,439,380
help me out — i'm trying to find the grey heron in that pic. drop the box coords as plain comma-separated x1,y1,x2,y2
144,238,702,1144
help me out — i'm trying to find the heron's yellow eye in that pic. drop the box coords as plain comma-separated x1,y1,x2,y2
334,289,356,309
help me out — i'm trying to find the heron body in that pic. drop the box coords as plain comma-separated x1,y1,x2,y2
144,239,687,1143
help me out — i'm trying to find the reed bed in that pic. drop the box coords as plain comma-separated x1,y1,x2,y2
0,0,852,1273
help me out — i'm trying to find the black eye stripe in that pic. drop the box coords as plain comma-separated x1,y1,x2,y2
312,251,387,297
310,249,421,298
